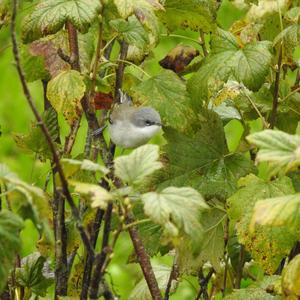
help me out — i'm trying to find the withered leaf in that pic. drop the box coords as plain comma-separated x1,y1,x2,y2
159,44,199,73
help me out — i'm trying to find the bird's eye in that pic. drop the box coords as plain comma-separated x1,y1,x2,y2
108,117,113,124
145,120,152,126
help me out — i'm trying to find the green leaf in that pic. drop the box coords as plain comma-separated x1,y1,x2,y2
141,187,208,238
113,0,163,19
110,16,149,49
282,254,300,297
250,193,300,232
113,0,162,42
47,70,86,124
114,144,162,186
133,70,195,131
151,110,255,200
0,210,24,294
273,24,300,60
227,174,297,274
129,264,176,300
177,207,226,273
61,158,109,178
247,130,300,176
69,181,112,209
16,253,54,297
160,0,217,32
224,288,280,300
13,107,59,160
22,0,102,43
0,164,53,243
187,29,272,106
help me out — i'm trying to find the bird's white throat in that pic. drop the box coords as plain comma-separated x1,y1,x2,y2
108,120,161,149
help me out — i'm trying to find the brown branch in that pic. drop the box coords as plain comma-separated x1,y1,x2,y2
90,15,104,97
164,258,179,300
195,268,214,300
53,188,68,297
64,119,81,155
269,44,283,129
199,30,208,57
114,41,129,102
89,203,113,299
11,0,94,258
127,213,163,300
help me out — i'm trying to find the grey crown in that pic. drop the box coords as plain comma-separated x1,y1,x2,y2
131,107,162,128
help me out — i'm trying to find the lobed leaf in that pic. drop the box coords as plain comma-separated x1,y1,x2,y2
115,144,162,186
282,254,300,298
22,0,101,43
250,193,300,232
151,110,255,200
141,187,208,238
16,253,54,296
110,16,149,49
69,181,112,209
227,174,297,273
133,70,195,131
47,70,86,124
247,130,300,176
160,0,217,32
187,29,272,107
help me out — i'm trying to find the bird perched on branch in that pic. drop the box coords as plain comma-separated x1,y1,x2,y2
94,90,162,148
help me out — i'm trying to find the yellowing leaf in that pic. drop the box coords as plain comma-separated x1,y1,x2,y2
141,187,208,238
109,16,149,49
61,158,109,178
70,181,112,209
250,194,300,232
282,254,300,297
227,174,297,274
247,130,300,176
22,0,102,43
114,144,162,185
160,0,217,32
47,70,86,124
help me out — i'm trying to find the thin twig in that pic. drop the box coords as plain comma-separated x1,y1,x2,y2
199,30,208,56
195,268,214,300
11,0,94,258
164,257,178,300
243,91,269,129
89,203,113,299
114,41,129,102
269,44,283,128
53,188,68,297
126,213,163,300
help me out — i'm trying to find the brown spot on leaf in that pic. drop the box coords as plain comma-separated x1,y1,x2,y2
159,44,199,73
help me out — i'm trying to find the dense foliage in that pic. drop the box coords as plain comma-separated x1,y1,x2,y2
1,0,300,299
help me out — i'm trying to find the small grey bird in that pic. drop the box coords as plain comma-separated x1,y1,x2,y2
93,90,162,148
108,102,162,148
